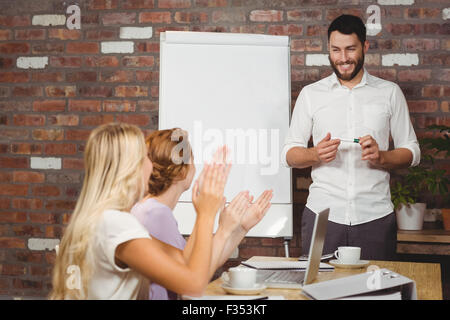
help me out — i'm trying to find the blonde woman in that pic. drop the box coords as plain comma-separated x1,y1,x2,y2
131,128,273,299
50,123,229,299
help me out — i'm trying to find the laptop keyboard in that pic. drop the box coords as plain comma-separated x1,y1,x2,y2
257,270,305,285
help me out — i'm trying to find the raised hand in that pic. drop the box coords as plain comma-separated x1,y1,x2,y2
218,191,250,235
240,190,273,232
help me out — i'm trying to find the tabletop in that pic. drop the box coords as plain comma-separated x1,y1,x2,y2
204,256,443,300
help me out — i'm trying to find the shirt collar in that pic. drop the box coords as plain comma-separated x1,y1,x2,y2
328,68,372,89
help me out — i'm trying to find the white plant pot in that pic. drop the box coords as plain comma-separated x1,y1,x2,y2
396,203,426,230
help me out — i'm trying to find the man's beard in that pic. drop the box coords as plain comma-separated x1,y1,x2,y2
329,53,365,81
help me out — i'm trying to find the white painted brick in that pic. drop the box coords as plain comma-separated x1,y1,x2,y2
443,8,450,20
101,41,134,54
28,238,60,251
32,14,66,26
306,54,330,66
377,0,414,5
30,157,62,170
120,27,153,39
366,23,382,36
17,56,49,69
382,53,419,66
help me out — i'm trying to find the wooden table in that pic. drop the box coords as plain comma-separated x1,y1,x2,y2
205,256,443,300
397,222,450,255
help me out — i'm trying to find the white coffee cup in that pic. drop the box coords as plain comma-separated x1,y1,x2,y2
334,246,361,264
223,267,257,289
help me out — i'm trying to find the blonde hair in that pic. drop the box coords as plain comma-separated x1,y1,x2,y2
49,123,148,299
146,128,193,196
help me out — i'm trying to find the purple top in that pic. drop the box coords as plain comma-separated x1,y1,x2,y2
131,198,186,300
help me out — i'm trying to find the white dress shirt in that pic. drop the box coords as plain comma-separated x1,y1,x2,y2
282,69,420,225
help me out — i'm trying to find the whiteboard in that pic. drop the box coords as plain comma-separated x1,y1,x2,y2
159,31,292,238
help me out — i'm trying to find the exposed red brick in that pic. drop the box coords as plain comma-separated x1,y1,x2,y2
103,100,136,112
195,0,227,7
0,212,27,223
32,129,64,141
0,158,28,169
31,43,64,54
15,29,46,40
44,143,77,155
84,56,119,67
13,171,45,183
33,100,65,112
102,12,136,25
159,0,191,8
115,85,148,97
66,42,99,54
12,86,43,97
81,114,114,126
65,129,92,141
0,43,30,54
32,185,60,197
0,72,28,83
250,10,283,22
407,100,439,113
12,198,43,210
122,0,155,9
88,0,119,10
100,70,134,83
139,11,172,23
45,86,76,97
0,15,30,27
11,143,42,155
47,115,79,126
48,29,81,40
13,114,45,126
31,72,64,83
174,11,208,24
122,56,154,67
49,57,83,68
68,100,102,112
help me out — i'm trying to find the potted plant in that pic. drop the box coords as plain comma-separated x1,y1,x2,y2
391,175,426,231
391,125,449,230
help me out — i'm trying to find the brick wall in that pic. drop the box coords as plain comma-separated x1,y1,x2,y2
0,0,448,298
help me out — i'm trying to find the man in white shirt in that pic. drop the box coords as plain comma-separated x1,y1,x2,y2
282,15,420,260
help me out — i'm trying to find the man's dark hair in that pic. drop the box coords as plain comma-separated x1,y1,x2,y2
328,14,366,45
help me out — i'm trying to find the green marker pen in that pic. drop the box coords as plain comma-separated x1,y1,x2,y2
335,137,360,143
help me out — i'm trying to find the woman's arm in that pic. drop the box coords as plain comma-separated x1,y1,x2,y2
116,162,230,296
215,190,273,267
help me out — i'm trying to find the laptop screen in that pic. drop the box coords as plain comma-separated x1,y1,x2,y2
302,208,330,285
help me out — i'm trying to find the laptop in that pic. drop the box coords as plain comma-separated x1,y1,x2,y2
242,208,330,289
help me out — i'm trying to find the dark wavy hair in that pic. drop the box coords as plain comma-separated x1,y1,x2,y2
328,14,366,45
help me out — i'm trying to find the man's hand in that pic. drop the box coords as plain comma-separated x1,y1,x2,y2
314,132,340,163
359,135,384,167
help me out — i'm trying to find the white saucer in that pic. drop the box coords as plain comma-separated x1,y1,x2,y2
221,283,267,295
329,259,370,269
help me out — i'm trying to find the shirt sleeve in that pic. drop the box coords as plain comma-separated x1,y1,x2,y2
99,211,152,273
389,84,421,167
142,206,186,250
281,88,313,167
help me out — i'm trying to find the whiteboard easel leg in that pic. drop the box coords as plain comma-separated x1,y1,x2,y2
283,238,290,258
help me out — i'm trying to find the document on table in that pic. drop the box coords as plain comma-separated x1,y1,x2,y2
336,290,402,300
302,268,417,300
241,260,334,271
